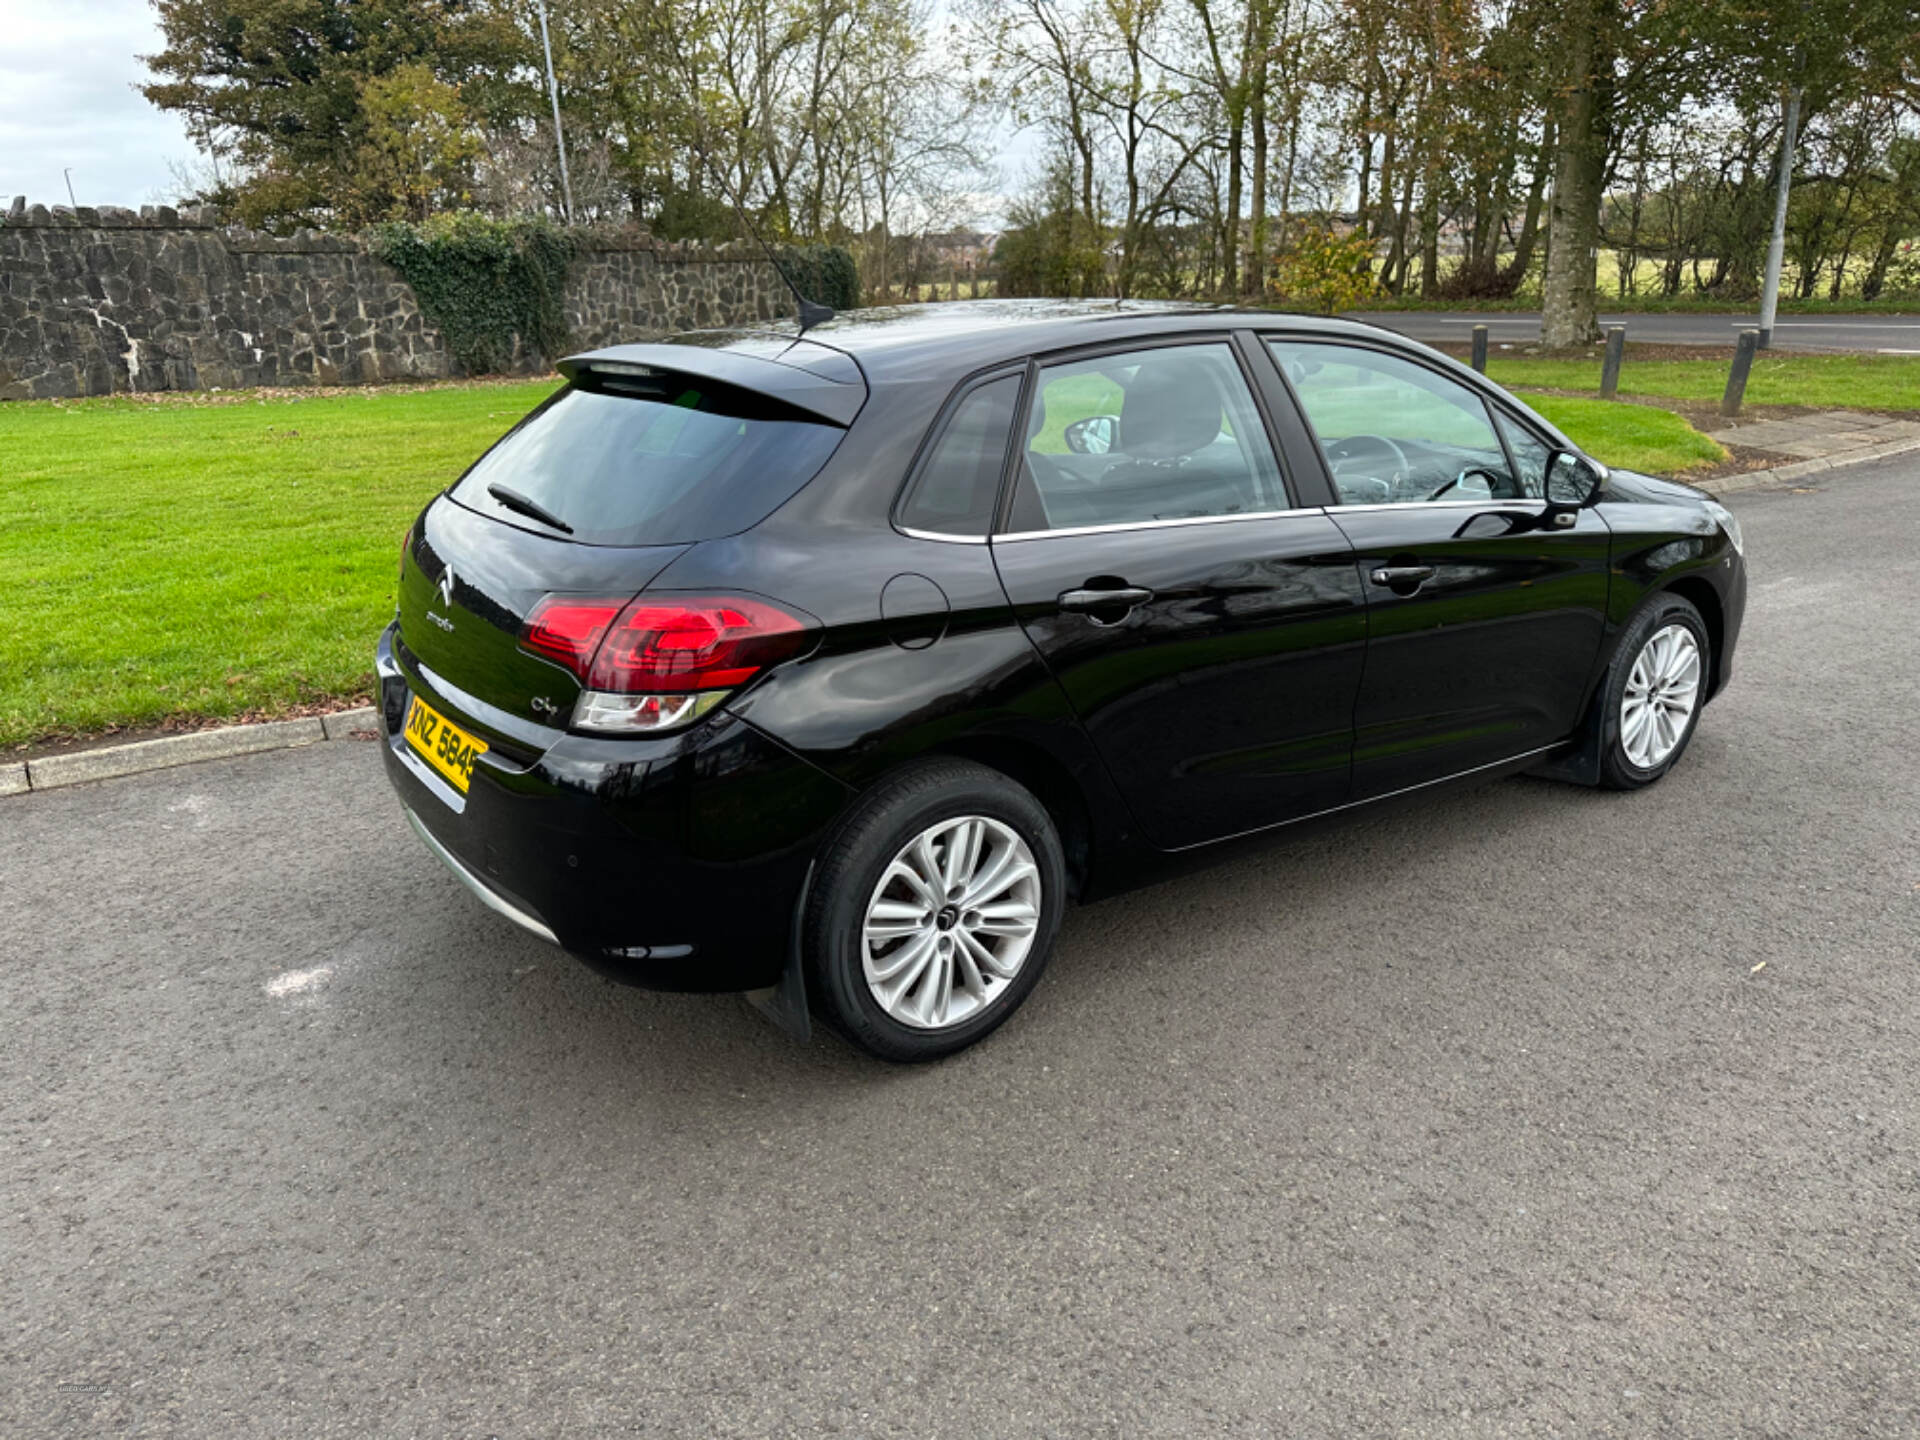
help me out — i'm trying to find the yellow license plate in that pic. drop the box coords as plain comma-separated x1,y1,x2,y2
404,694,488,794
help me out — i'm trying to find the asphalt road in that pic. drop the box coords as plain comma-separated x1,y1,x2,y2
6,459,1919,1438
1357,310,1920,353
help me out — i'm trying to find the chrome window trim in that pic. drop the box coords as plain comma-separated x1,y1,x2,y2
993,506,1325,543
899,525,989,545
1327,497,1550,515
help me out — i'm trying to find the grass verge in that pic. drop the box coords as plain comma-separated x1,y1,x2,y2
0,375,1727,747
1484,352,1920,411
1524,395,1726,473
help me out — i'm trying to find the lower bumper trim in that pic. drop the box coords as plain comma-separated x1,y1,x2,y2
404,807,560,946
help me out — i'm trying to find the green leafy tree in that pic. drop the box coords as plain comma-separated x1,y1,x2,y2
142,0,522,229
1270,224,1377,314
994,161,1109,297
357,63,484,221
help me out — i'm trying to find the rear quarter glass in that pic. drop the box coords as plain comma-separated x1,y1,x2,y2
449,377,846,546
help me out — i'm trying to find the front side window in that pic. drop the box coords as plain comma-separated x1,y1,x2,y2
1005,342,1288,532
1267,340,1520,506
897,373,1021,536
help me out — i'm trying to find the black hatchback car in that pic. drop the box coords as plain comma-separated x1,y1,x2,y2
379,301,1747,1060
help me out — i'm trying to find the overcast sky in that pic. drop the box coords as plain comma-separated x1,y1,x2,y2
0,0,1028,220
0,0,200,208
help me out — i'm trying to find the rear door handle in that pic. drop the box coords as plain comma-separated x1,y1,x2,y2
1059,585,1154,613
1369,565,1436,588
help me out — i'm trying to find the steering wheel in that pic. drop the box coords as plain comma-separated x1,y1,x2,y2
1324,433,1411,500
1428,466,1509,501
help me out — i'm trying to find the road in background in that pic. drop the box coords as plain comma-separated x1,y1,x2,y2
1355,310,1920,353
5,460,1919,1437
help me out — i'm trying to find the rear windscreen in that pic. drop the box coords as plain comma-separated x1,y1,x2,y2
449,375,846,546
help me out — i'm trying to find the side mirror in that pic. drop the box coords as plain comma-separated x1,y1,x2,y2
1546,451,1607,508
1063,415,1118,455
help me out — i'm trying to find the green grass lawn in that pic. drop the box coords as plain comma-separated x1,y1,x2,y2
0,374,1724,747
0,381,560,747
1485,351,1920,411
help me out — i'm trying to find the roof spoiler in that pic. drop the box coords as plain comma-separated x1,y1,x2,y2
557,339,868,426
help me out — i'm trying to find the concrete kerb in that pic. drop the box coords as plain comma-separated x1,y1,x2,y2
8,707,378,797
1700,432,1920,496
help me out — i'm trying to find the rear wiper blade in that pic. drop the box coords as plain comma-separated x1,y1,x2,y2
486,483,573,535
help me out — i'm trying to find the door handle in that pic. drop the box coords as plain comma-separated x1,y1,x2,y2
1369,565,1436,588
1059,585,1154,614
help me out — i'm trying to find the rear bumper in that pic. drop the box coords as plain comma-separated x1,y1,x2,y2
404,808,559,945
375,624,855,991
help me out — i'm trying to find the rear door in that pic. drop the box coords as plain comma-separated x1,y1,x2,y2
1265,337,1611,799
990,334,1367,850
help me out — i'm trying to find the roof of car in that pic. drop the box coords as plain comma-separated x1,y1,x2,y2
558,300,1574,449
607,300,1410,383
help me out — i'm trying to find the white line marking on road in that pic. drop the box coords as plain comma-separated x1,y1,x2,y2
1877,348,1920,355
1758,321,1920,331
265,965,335,998
1436,319,1538,325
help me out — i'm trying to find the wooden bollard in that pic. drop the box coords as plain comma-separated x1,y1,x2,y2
1470,324,1488,373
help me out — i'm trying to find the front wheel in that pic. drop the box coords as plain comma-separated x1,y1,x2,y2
803,760,1066,1062
1598,594,1711,790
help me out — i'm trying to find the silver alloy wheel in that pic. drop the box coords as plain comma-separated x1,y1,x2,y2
861,815,1042,1031
1620,622,1703,769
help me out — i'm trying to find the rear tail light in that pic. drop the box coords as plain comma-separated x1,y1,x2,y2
519,593,814,734
521,598,625,676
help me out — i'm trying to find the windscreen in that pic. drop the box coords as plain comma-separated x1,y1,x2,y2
449,375,846,546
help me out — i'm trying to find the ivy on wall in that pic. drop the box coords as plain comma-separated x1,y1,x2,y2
370,214,576,374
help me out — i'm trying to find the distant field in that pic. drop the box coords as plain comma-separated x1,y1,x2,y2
0,372,1725,746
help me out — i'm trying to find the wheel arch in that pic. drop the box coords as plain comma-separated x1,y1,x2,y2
1660,574,1726,699
925,735,1096,901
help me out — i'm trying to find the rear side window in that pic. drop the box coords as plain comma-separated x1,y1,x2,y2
1005,342,1288,532
896,374,1021,537
450,377,845,546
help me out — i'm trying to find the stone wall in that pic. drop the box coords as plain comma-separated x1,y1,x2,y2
564,227,790,348
0,197,791,401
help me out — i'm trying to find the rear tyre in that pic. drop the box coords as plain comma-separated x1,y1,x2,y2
804,759,1066,1062
1598,593,1710,791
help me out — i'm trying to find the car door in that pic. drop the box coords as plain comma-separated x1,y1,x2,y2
1265,337,1612,800
990,334,1367,850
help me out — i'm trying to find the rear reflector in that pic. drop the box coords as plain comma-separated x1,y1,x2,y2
520,593,814,731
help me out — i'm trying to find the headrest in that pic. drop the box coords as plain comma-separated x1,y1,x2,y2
1117,355,1224,459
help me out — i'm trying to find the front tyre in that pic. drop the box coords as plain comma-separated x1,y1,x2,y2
1599,594,1710,790
804,760,1066,1062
